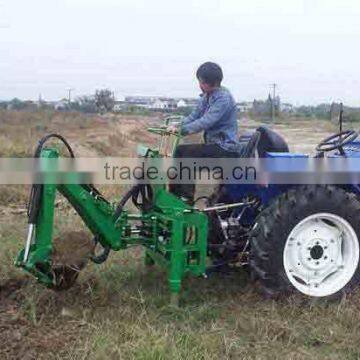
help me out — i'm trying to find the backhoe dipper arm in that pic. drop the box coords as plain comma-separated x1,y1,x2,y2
16,148,123,287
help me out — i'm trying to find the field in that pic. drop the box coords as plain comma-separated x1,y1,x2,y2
1,109,360,360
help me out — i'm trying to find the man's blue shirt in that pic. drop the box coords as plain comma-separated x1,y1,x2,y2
181,87,239,152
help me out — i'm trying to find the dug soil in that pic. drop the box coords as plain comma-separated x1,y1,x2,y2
52,230,94,269
0,231,95,359
51,231,95,290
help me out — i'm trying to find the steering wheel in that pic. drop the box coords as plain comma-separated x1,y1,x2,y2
316,130,358,153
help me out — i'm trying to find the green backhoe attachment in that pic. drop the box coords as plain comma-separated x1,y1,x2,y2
16,120,208,302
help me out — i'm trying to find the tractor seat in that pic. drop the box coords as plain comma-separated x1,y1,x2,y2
238,126,289,157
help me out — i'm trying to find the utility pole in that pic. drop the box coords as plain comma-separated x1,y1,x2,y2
269,83,277,122
67,88,74,106
38,93,43,109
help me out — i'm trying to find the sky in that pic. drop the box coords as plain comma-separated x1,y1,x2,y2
1,0,360,106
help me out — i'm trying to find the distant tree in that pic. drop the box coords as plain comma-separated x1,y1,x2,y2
94,89,114,113
8,98,26,110
345,111,360,123
295,104,331,120
72,95,97,113
252,98,272,117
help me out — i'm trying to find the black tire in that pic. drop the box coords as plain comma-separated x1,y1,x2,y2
250,185,360,299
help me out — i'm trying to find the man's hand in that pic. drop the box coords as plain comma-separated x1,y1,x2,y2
166,124,179,134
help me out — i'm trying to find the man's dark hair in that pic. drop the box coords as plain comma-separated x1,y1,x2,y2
196,62,223,86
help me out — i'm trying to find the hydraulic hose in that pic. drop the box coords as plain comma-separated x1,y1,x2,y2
27,133,107,224
92,185,145,265
34,133,75,158
131,183,153,211
27,134,75,224
113,184,140,220
95,183,152,265
113,183,153,222
90,235,111,264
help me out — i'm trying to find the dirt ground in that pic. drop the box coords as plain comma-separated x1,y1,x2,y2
0,278,90,360
1,110,359,359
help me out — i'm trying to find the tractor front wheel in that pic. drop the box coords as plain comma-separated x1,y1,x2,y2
250,185,360,299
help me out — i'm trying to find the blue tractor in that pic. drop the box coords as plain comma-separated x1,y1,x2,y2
207,111,360,299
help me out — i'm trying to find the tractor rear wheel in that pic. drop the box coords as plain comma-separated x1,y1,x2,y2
250,185,360,299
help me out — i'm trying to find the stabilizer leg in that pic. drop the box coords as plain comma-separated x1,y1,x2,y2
167,219,185,307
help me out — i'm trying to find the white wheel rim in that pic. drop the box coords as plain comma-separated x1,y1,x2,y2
283,213,359,297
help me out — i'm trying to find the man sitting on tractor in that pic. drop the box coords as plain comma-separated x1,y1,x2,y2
168,61,239,204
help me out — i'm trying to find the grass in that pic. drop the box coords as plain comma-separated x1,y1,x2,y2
3,208,360,359
1,110,360,359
